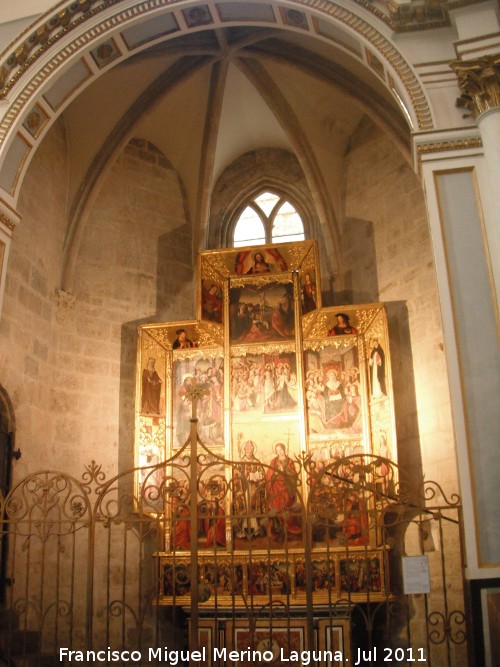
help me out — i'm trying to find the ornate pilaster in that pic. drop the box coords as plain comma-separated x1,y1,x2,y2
451,55,500,119
450,56,500,310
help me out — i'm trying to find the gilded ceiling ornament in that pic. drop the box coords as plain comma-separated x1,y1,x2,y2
0,212,16,232
308,312,331,338
26,111,41,131
195,324,224,347
146,327,173,349
451,55,500,119
0,197,20,229
284,9,308,29
0,0,434,140
141,333,164,357
201,257,225,283
185,6,212,27
202,253,232,278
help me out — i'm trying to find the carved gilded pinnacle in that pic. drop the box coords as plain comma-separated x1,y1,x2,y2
451,55,500,119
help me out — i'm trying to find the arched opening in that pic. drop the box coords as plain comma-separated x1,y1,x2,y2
232,191,306,247
0,1,480,663
0,386,18,603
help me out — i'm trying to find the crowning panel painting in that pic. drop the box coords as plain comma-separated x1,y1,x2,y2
229,282,295,343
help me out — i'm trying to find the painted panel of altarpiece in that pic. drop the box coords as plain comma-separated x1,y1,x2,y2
135,240,397,604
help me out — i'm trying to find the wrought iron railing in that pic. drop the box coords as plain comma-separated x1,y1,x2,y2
0,431,467,666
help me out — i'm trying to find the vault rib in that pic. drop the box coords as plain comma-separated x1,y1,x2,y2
194,59,230,254
62,54,217,293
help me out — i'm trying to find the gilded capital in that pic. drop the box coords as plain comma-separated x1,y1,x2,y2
451,55,500,119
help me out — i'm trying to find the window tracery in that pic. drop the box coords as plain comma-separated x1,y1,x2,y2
231,191,305,247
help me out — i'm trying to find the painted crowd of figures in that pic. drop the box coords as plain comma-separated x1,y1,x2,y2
169,438,369,551
144,339,385,425
231,355,297,414
163,555,381,598
171,440,303,550
174,359,224,446
305,364,362,435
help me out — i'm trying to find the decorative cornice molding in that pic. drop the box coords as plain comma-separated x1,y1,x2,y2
0,213,16,232
0,0,112,99
0,197,20,231
0,0,433,139
350,0,484,33
416,137,483,155
451,55,500,119
304,1,433,129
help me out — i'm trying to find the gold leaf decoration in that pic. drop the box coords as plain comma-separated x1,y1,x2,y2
307,312,331,338
355,308,379,334
230,342,296,357
201,256,226,282
230,274,293,289
146,327,174,348
303,337,355,352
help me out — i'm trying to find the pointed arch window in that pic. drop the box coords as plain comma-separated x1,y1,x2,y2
232,191,305,247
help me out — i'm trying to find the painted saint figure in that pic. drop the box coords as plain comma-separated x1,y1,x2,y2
173,328,195,349
301,272,317,314
235,248,288,275
172,484,191,550
369,338,387,397
202,283,223,323
265,443,301,541
324,369,345,420
235,439,266,539
200,497,226,547
271,291,294,338
249,252,271,274
328,313,358,336
141,357,162,414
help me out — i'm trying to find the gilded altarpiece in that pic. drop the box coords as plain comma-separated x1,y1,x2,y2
135,241,397,607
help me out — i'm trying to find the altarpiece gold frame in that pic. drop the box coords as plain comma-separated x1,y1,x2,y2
135,240,397,606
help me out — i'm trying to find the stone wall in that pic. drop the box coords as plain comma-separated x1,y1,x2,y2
0,134,193,479
0,117,459,515
341,118,465,662
0,119,466,660
341,117,457,496
0,119,68,477
208,148,336,297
